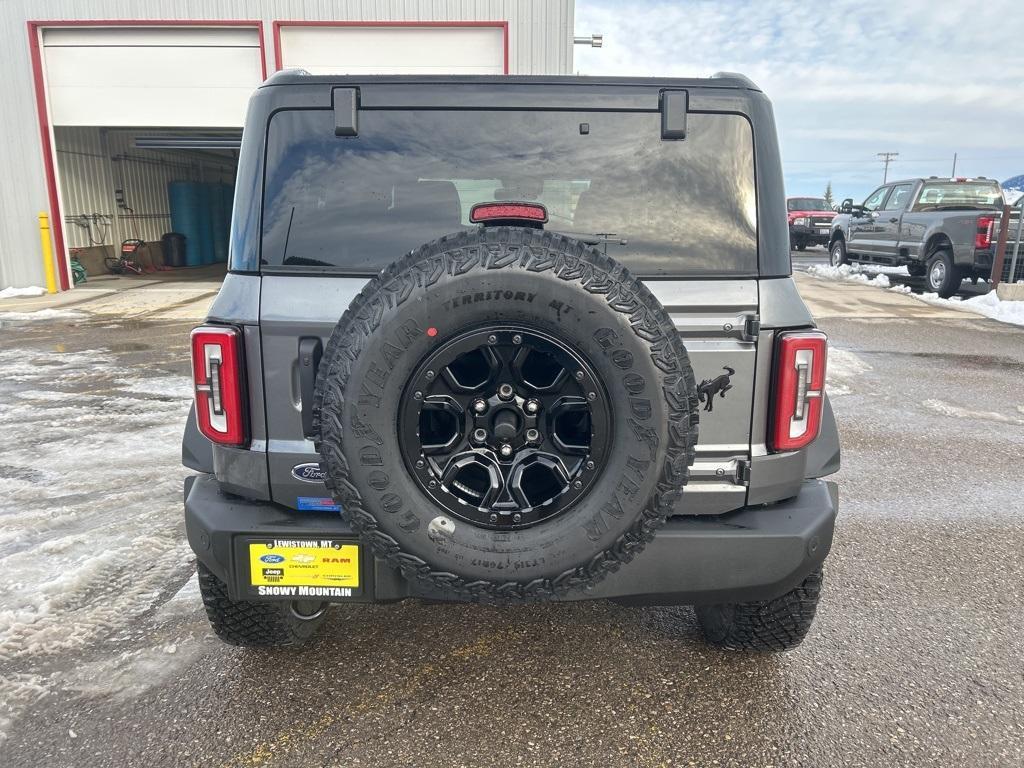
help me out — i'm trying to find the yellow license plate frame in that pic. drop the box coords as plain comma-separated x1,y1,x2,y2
248,540,360,592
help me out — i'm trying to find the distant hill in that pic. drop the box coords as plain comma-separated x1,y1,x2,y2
1004,175,1023,203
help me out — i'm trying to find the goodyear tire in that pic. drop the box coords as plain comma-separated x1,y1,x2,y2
313,227,698,602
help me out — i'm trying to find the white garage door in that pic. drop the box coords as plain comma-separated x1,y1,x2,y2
278,24,505,75
42,27,264,127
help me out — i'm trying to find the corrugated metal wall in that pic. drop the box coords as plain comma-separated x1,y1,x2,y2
0,0,574,289
55,128,237,248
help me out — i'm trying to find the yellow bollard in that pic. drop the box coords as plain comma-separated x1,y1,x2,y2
38,212,58,294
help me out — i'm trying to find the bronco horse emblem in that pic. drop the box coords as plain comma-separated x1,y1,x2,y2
697,366,735,413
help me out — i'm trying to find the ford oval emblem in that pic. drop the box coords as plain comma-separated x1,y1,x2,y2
291,462,326,483
260,554,285,564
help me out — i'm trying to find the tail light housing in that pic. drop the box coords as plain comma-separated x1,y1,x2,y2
975,216,995,249
191,325,247,446
770,331,827,452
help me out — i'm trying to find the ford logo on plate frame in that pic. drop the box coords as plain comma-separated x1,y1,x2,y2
291,462,326,483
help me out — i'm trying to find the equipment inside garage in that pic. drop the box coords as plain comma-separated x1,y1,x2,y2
55,127,241,279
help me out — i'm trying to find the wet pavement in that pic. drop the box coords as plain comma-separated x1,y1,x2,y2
0,278,1022,767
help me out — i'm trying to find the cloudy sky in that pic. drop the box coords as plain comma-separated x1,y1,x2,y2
574,0,1024,202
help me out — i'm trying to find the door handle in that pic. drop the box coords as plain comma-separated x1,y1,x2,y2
888,217,899,223
298,337,323,439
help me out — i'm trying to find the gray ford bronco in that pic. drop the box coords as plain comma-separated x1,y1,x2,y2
183,72,840,652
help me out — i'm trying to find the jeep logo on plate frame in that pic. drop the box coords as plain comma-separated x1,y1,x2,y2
291,463,326,483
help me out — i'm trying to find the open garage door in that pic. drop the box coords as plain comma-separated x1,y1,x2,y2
276,23,507,74
42,27,264,127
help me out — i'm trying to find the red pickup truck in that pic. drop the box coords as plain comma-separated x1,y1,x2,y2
787,197,837,251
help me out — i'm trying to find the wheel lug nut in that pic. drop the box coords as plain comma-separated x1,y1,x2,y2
573,480,583,490
473,428,488,443
488,334,498,344
498,383,514,401
512,334,522,345
415,459,425,469
575,371,585,381
513,513,522,523
526,428,540,443
587,391,597,401
489,513,498,523
586,460,595,470
413,391,423,400
425,370,435,381
524,399,539,414
499,443,513,458
472,398,487,413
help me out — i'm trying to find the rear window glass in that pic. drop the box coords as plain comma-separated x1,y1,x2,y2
261,109,757,276
913,181,1003,211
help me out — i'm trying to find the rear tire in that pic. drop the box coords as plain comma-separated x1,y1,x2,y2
829,240,848,267
795,242,807,252
695,569,823,652
926,249,961,298
197,563,327,647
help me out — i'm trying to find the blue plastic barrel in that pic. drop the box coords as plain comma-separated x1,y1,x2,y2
195,183,215,264
209,183,228,263
168,181,201,267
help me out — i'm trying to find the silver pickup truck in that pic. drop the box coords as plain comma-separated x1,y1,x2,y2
828,177,1004,297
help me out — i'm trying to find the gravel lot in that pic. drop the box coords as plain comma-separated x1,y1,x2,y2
1,272,1021,767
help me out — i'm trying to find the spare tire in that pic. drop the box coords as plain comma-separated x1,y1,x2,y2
313,227,698,601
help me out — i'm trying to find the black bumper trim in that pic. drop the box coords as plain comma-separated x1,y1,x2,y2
184,475,837,605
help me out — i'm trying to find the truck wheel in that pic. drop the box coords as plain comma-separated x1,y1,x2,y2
197,563,327,647
695,569,823,652
907,263,926,278
313,227,699,602
829,240,848,267
926,249,961,298
795,242,807,252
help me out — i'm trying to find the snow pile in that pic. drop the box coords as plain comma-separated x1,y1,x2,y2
805,263,1024,328
890,287,1024,327
0,286,47,299
806,263,892,287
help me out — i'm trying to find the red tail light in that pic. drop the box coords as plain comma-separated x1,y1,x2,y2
190,326,247,446
975,216,995,249
770,331,827,452
470,202,548,224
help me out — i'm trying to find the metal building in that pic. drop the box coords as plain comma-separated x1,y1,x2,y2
0,1,578,291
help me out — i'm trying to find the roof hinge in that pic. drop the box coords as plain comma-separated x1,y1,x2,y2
333,88,359,137
741,313,761,342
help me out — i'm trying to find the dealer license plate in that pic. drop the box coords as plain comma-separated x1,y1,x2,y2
818,228,830,234
247,539,360,597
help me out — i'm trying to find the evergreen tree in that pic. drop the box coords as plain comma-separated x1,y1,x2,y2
823,181,835,209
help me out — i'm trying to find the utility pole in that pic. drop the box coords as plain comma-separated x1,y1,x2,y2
878,152,899,183
951,152,957,177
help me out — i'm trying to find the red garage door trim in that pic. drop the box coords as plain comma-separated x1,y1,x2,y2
26,19,267,291
272,20,510,74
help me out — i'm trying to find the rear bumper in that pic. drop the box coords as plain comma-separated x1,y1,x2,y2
185,475,838,606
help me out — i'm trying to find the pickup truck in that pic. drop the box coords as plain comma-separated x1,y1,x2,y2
787,197,836,250
828,177,1004,297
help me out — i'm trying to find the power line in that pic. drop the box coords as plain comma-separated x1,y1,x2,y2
877,152,899,183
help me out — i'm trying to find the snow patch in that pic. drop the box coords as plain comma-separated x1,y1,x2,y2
0,308,85,321
826,348,872,396
922,399,1024,426
807,263,892,287
117,376,194,400
0,286,47,299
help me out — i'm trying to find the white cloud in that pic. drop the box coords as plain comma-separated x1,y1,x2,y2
574,0,1024,200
